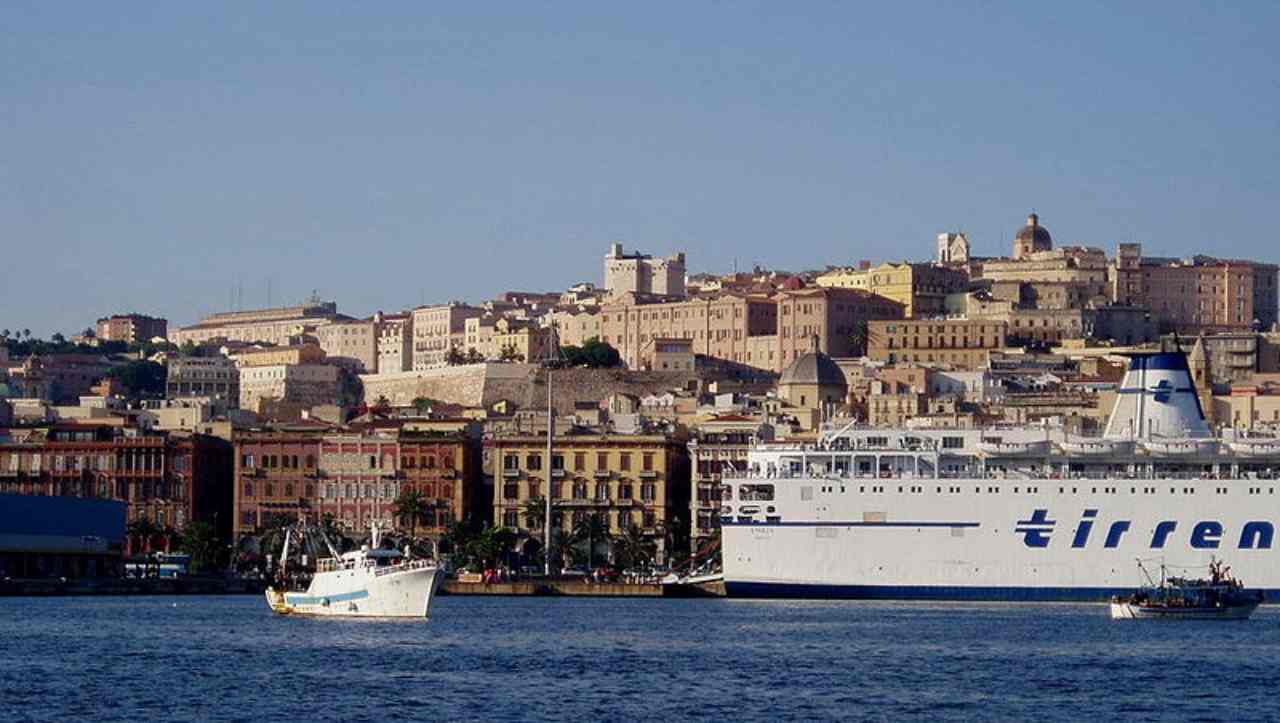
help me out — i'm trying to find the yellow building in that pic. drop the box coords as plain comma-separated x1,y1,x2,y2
235,344,326,368
486,432,690,565
867,319,1007,370
815,262,967,317
491,318,554,362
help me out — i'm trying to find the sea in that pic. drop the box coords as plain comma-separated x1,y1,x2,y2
1,595,1277,722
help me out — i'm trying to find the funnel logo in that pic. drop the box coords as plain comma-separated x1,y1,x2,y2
1149,378,1174,403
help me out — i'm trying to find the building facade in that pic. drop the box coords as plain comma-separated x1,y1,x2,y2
172,302,341,347
1111,245,1279,334
604,243,687,297
238,364,340,412
375,314,413,374
0,427,233,546
814,262,968,317
487,432,690,565
315,319,378,373
867,319,1007,369
95,314,168,344
411,303,485,370
166,356,240,407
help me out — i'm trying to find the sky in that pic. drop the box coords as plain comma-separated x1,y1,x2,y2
3,2,1278,337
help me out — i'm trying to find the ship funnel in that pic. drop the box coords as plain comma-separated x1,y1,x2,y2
1103,352,1209,439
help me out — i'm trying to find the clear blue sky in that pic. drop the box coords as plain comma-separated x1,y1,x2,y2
4,2,1278,336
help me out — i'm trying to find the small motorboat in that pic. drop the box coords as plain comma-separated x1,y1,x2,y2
1110,559,1262,620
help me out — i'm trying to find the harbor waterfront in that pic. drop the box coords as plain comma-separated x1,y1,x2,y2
2,595,1277,722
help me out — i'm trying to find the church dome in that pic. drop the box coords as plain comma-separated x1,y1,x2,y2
779,349,847,388
1015,213,1052,247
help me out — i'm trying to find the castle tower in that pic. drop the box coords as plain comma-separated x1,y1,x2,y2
1188,335,1215,426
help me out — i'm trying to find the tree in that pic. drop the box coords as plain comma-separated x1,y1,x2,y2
848,319,870,357
411,396,434,416
498,344,524,363
105,360,167,398
465,347,484,364
51,332,66,344
392,489,436,541
126,518,160,554
612,524,658,570
21,329,30,340
560,338,621,368
179,521,227,574
82,327,96,339
573,513,611,570
446,347,465,366
522,496,551,530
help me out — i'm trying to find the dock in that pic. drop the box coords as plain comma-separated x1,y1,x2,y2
442,580,724,597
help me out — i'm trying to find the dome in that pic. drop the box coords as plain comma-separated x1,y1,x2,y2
779,349,847,388
1015,213,1052,246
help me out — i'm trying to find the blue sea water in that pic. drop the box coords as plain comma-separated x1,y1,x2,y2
0,596,1277,722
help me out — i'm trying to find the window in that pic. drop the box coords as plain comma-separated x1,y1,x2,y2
503,510,520,527
574,452,586,471
243,483,254,498
597,452,608,469
503,455,519,470
642,453,654,472
527,454,542,471
620,453,632,471
573,482,588,499
595,483,610,501
641,483,656,501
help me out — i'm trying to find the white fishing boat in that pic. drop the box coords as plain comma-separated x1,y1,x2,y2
265,523,445,618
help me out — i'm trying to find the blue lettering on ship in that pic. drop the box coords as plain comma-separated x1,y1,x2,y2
1016,509,1274,550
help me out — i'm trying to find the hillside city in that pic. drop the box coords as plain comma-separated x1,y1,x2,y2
3,212,1280,580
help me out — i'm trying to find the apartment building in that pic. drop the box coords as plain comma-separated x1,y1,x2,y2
172,302,341,346
165,356,240,407
602,287,904,373
411,303,485,370
95,314,168,344
1111,244,1279,334
0,426,233,543
814,262,968,317
315,319,378,373
687,417,769,554
867,319,1007,369
486,431,690,565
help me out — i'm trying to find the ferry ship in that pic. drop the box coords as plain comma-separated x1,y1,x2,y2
720,352,1280,601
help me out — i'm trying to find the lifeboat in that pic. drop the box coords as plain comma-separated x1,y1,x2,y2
1140,438,1219,457
1059,438,1136,457
977,439,1052,457
1226,438,1280,457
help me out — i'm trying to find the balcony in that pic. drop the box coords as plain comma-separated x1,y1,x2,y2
593,470,612,479
502,468,521,478
639,470,658,479
560,498,613,508
551,469,566,478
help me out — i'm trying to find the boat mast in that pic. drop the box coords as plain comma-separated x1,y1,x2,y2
544,363,553,576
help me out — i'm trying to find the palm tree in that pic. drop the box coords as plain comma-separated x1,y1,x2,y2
21,329,30,340
573,513,611,571
848,319,870,357
392,489,434,541
522,496,552,529
465,347,484,364
126,518,160,554
613,524,657,570
0,330,9,341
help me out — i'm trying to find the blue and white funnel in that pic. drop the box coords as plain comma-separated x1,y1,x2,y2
1103,352,1210,439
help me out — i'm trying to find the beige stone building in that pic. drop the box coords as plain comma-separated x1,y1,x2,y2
601,287,903,373
411,303,485,370
315,319,378,373
687,416,771,553
1111,244,1278,334
815,262,968,317
166,356,240,407
604,243,687,297
376,313,413,374
238,363,340,412
492,317,554,362
547,308,603,348
173,302,340,346
235,344,326,368
95,314,168,343
487,431,690,564
867,319,1006,369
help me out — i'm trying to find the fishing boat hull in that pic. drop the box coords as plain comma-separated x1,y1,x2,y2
1109,601,1259,620
266,564,445,618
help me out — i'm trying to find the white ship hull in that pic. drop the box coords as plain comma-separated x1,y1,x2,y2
267,563,445,618
722,477,1280,602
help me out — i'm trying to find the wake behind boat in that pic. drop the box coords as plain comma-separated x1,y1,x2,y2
1110,559,1262,620
265,522,445,618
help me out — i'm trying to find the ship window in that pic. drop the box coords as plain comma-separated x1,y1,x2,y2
859,486,865,493
740,484,774,501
